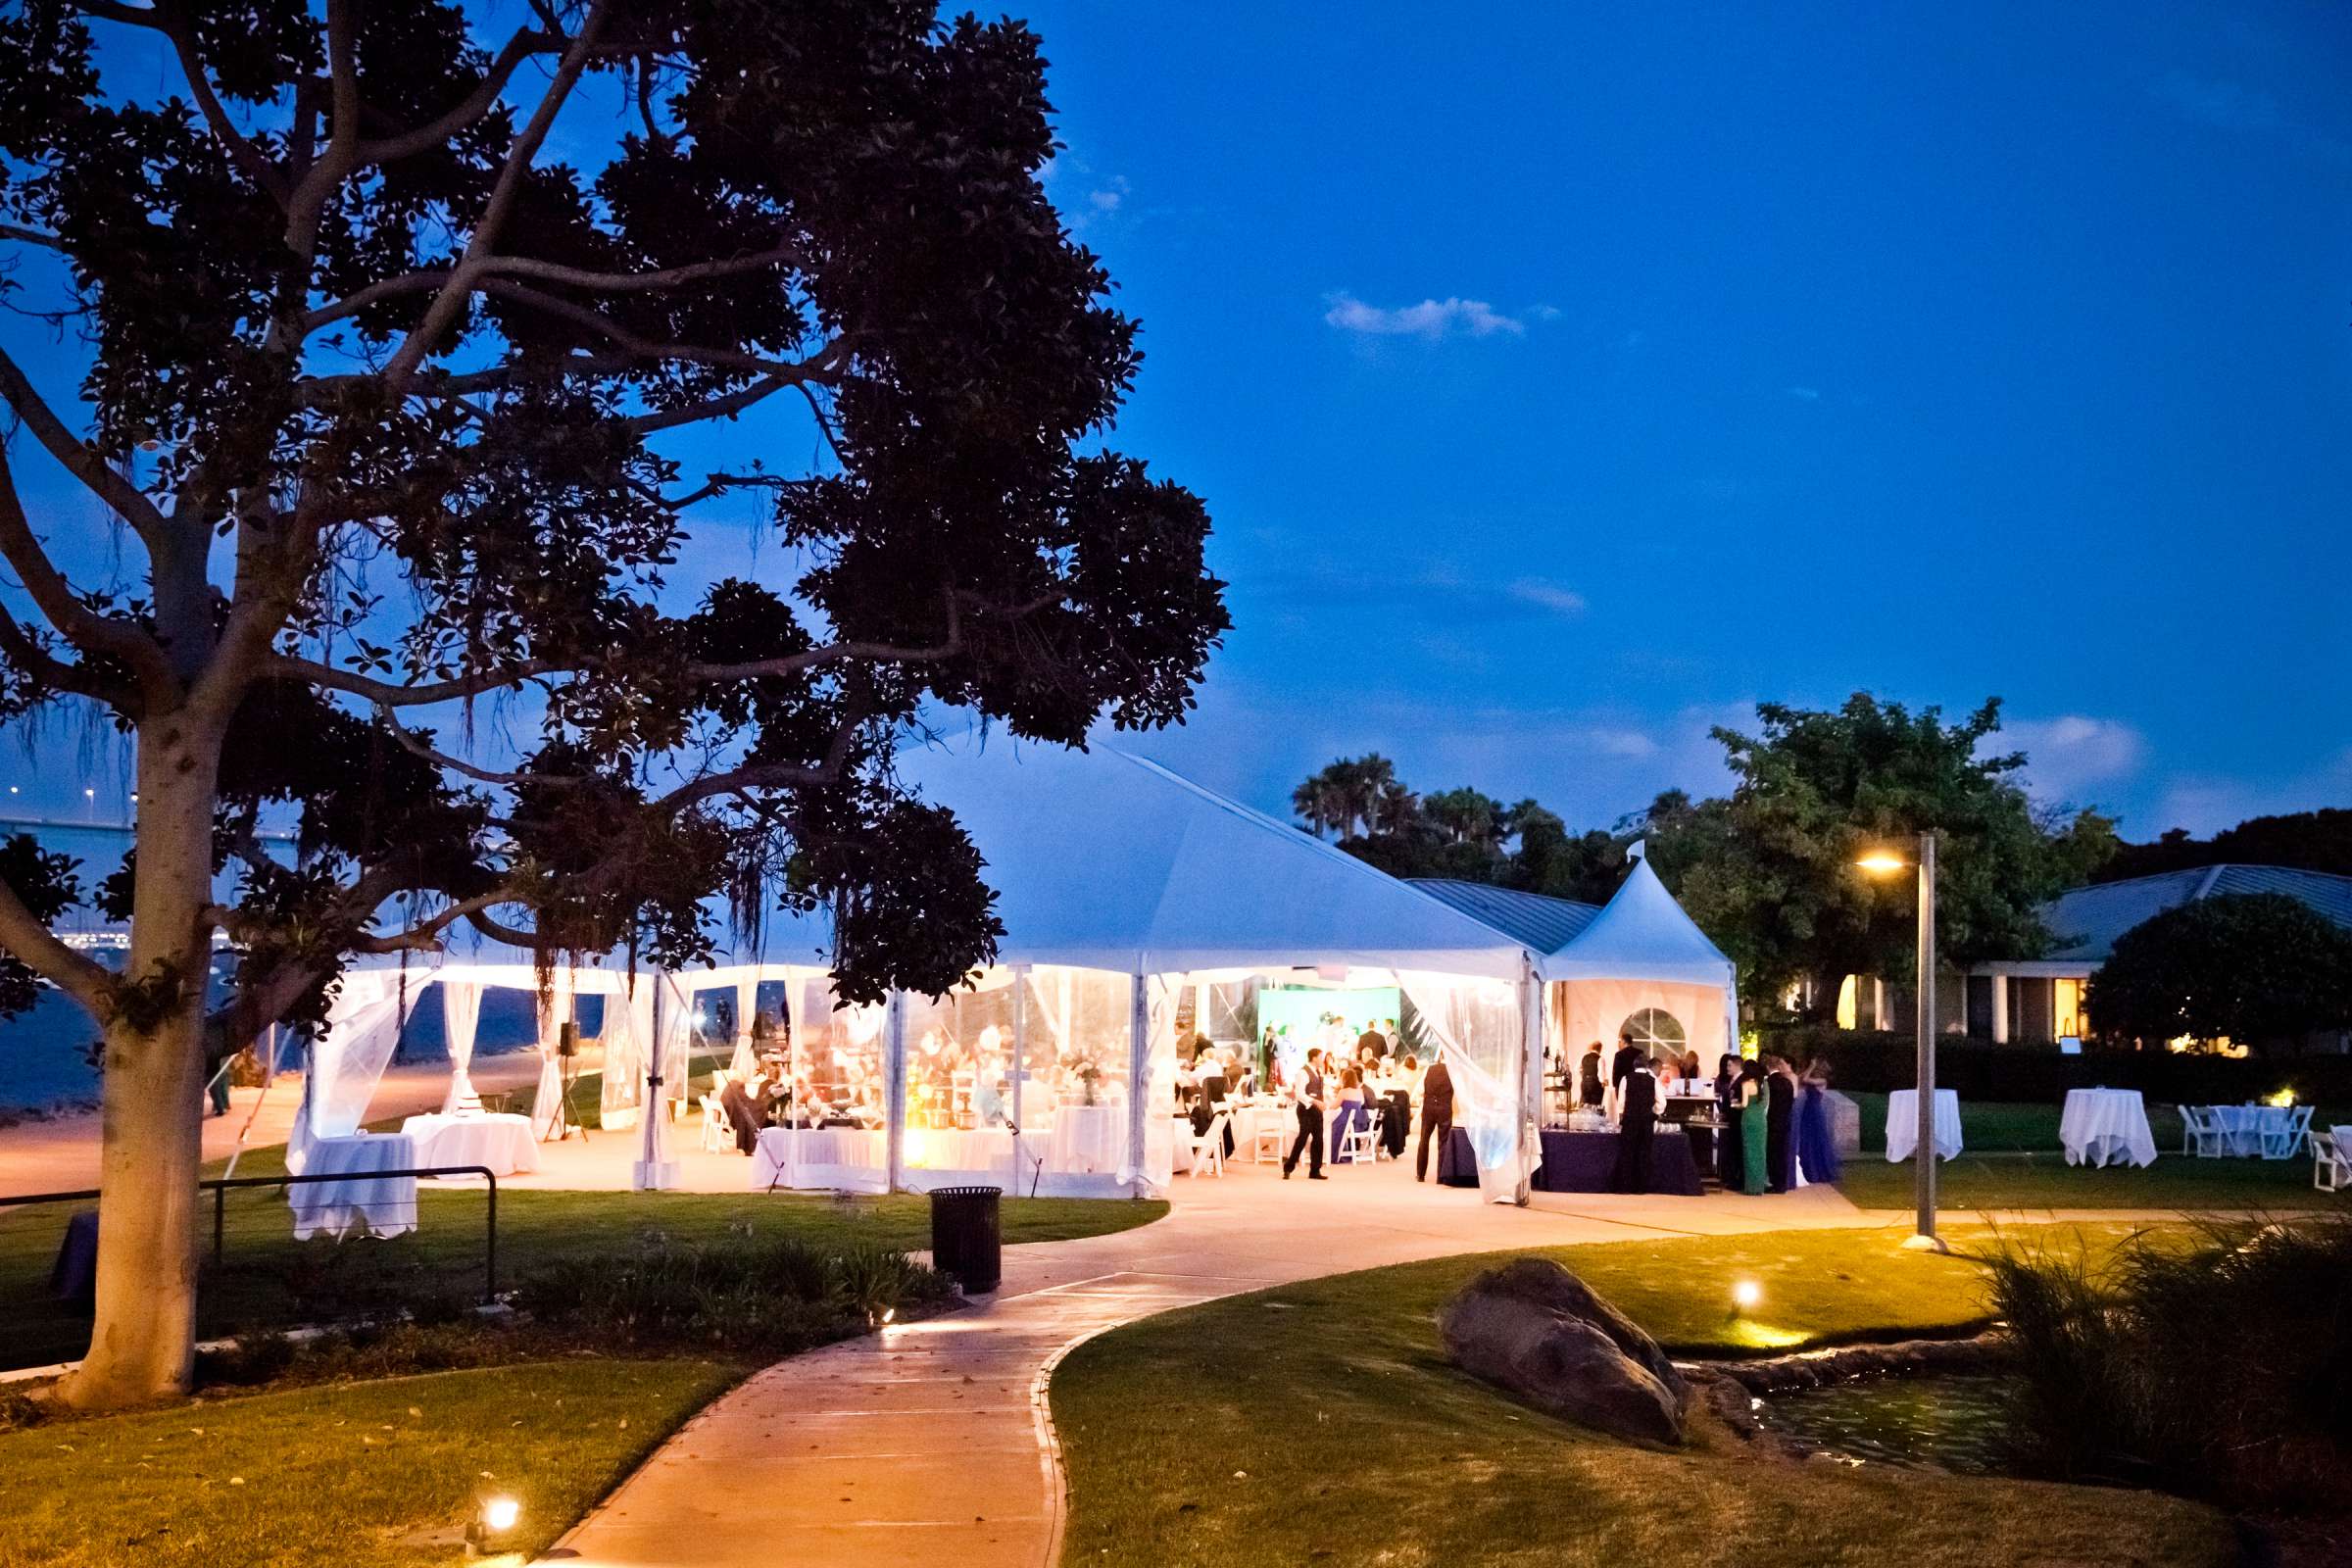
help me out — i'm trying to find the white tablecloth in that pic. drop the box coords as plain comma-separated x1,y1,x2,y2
2200,1104,2292,1158
1231,1101,1289,1161
1043,1104,1124,1175
289,1133,419,1241
751,1126,886,1191
1885,1089,1963,1162
397,1112,539,1178
2061,1088,2158,1168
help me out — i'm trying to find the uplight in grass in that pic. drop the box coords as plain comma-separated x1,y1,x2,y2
1731,1279,1762,1312
482,1496,520,1534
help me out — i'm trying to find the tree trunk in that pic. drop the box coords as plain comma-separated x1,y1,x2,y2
57,723,220,1411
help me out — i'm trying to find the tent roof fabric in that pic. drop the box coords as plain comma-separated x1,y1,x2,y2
1536,858,1737,988
2040,863,2352,963
1408,880,1602,954
852,740,1530,979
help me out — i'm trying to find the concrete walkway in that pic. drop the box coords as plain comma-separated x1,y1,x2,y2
546,1162,1881,1567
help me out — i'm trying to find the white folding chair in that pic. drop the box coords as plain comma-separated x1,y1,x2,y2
1250,1105,1286,1163
1338,1106,1378,1165
1185,1112,1230,1178
2180,1105,2223,1159
2315,1127,2352,1194
701,1093,734,1153
2266,1105,2314,1162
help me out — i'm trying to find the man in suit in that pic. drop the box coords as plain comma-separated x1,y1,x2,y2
1611,1054,1658,1194
719,1072,771,1154
1283,1049,1328,1180
1415,1054,1455,1183
1609,1030,1644,1116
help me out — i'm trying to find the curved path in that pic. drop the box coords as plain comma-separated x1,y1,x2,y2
544,1165,1875,1568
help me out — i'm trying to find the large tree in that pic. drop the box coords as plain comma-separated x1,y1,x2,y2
1679,695,2116,1018
0,0,1223,1410
2085,893,2352,1053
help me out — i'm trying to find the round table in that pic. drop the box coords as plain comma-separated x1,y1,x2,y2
2061,1088,2157,1168
289,1133,419,1241
1884,1088,1963,1162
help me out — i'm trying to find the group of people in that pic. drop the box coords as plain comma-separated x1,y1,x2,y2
1590,1033,1843,1196
713,1064,883,1153
1271,1027,1453,1183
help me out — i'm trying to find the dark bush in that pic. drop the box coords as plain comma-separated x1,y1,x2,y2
1761,1027,2352,1105
510,1236,952,1354
1980,1218,2352,1508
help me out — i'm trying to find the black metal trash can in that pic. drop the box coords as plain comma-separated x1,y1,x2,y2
929,1185,1003,1294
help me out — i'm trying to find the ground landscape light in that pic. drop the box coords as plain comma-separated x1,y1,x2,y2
1732,1279,1762,1312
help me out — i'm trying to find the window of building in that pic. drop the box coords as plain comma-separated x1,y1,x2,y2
1620,1007,1687,1054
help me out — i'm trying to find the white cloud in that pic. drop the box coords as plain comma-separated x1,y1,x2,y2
1089,189,1122,213
1323,292,1528,341
2149,747,2352,837
1786,385,1821,401
1505,577,1588,615
1998,715,2149,805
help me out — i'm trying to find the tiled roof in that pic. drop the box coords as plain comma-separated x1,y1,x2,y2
2041,863,2352,962
1407,879,1601,955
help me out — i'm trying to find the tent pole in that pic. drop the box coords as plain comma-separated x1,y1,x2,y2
1127,970,1149,1198
884,991,907,1194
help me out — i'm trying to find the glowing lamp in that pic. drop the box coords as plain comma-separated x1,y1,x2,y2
465,1494,521,1555
2266,1087,2296,1108
1853,852,1909,876
1731,1279,1762,1312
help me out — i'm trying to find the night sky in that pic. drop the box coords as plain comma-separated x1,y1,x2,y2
3,2,2347,841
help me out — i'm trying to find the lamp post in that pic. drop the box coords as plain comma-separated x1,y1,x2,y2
1858,832,1945,1253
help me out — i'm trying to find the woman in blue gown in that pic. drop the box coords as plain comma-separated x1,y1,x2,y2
1795,1057,1842,1185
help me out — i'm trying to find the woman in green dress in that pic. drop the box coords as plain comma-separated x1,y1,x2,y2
1739,1058,1769,1196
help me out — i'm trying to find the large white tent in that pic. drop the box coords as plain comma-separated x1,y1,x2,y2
1540,852,1740,1072
296,738,1741,1205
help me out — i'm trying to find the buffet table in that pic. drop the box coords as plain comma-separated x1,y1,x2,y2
396,1111,539,1177
1439,1125,1703,1196
289,1133,418,1241
1043,1103,1124,1174
751,1126,886,1191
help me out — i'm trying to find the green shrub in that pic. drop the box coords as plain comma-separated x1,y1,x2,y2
1763,1027,2352,1105
1980,1217,2352,1509
510,1234,950,1354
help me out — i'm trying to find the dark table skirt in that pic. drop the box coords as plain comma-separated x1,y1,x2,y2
1441,1125,1704,1196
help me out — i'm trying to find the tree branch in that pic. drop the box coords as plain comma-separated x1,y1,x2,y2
267,651,554,707
382,0,612,388
356,27,562,168
0,343,174,540
0,873,116,1020
0,430,179,697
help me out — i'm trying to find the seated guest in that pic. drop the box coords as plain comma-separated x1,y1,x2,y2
1328,1066,1372,1162
1680,1049,1703,1084
719,1071,773,1154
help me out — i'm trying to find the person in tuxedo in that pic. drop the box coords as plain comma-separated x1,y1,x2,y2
1716,1054,1745,1187
1609,1030,1644,1115
1283,1048,1329,1180
719,1072,772,1154
1611,1055,1658,1194
1415,1054,1455,1182
1764,1054,1797,1193
1577,1042,1606,1109
1191,1061,1235,1158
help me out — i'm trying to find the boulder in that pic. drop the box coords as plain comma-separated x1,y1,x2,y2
1438,1258,1688,1446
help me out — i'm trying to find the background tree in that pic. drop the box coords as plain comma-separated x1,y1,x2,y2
1290,754,1400,842
2084,893,2352,1053
2098,808,2352,883
0,0,1223,1410
1672,695,2117,1018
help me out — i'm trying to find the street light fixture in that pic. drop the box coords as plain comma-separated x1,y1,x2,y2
1857,832,1946,1253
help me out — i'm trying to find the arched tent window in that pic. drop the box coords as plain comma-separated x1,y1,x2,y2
1620,1007,1686,1054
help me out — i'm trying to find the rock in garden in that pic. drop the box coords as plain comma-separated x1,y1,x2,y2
1438,1258,1688,1446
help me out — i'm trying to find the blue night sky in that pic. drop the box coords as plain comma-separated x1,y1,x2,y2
2,2,2347,841
1013,0,2352,838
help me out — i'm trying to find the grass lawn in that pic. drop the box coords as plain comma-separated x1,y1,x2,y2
1838,1149,2341,1212
1053,1226,2237,1568
0,1188,1167,1373
0,1357,741,1568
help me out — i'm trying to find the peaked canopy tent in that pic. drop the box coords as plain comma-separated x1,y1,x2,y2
1538,856,1740,1077
734,739,1543,1201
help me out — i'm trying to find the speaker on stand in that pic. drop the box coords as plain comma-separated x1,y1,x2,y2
550,1021,590,1143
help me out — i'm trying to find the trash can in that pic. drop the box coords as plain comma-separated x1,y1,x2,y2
929,1185,1003,1294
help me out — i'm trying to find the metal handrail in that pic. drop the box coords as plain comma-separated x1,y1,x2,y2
5,1163,501,1300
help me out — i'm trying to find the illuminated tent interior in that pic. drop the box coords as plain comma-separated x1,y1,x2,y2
299,742,1735,1202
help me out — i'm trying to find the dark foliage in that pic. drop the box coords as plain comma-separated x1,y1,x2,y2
1766,1027,2352,1103
2086,893,2352,1051
1982,1218,2352,1510
2100,808,2352,883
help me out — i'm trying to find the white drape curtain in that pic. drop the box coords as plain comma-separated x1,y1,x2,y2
729,974,760,1078
1135,974,1177,1194
599,980,649,1130
1557,979,1732,1073
289,969,420,1174
1399,970,1531,1203
528,975,575,1141
654,971,695,1111
438,981,482,1114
